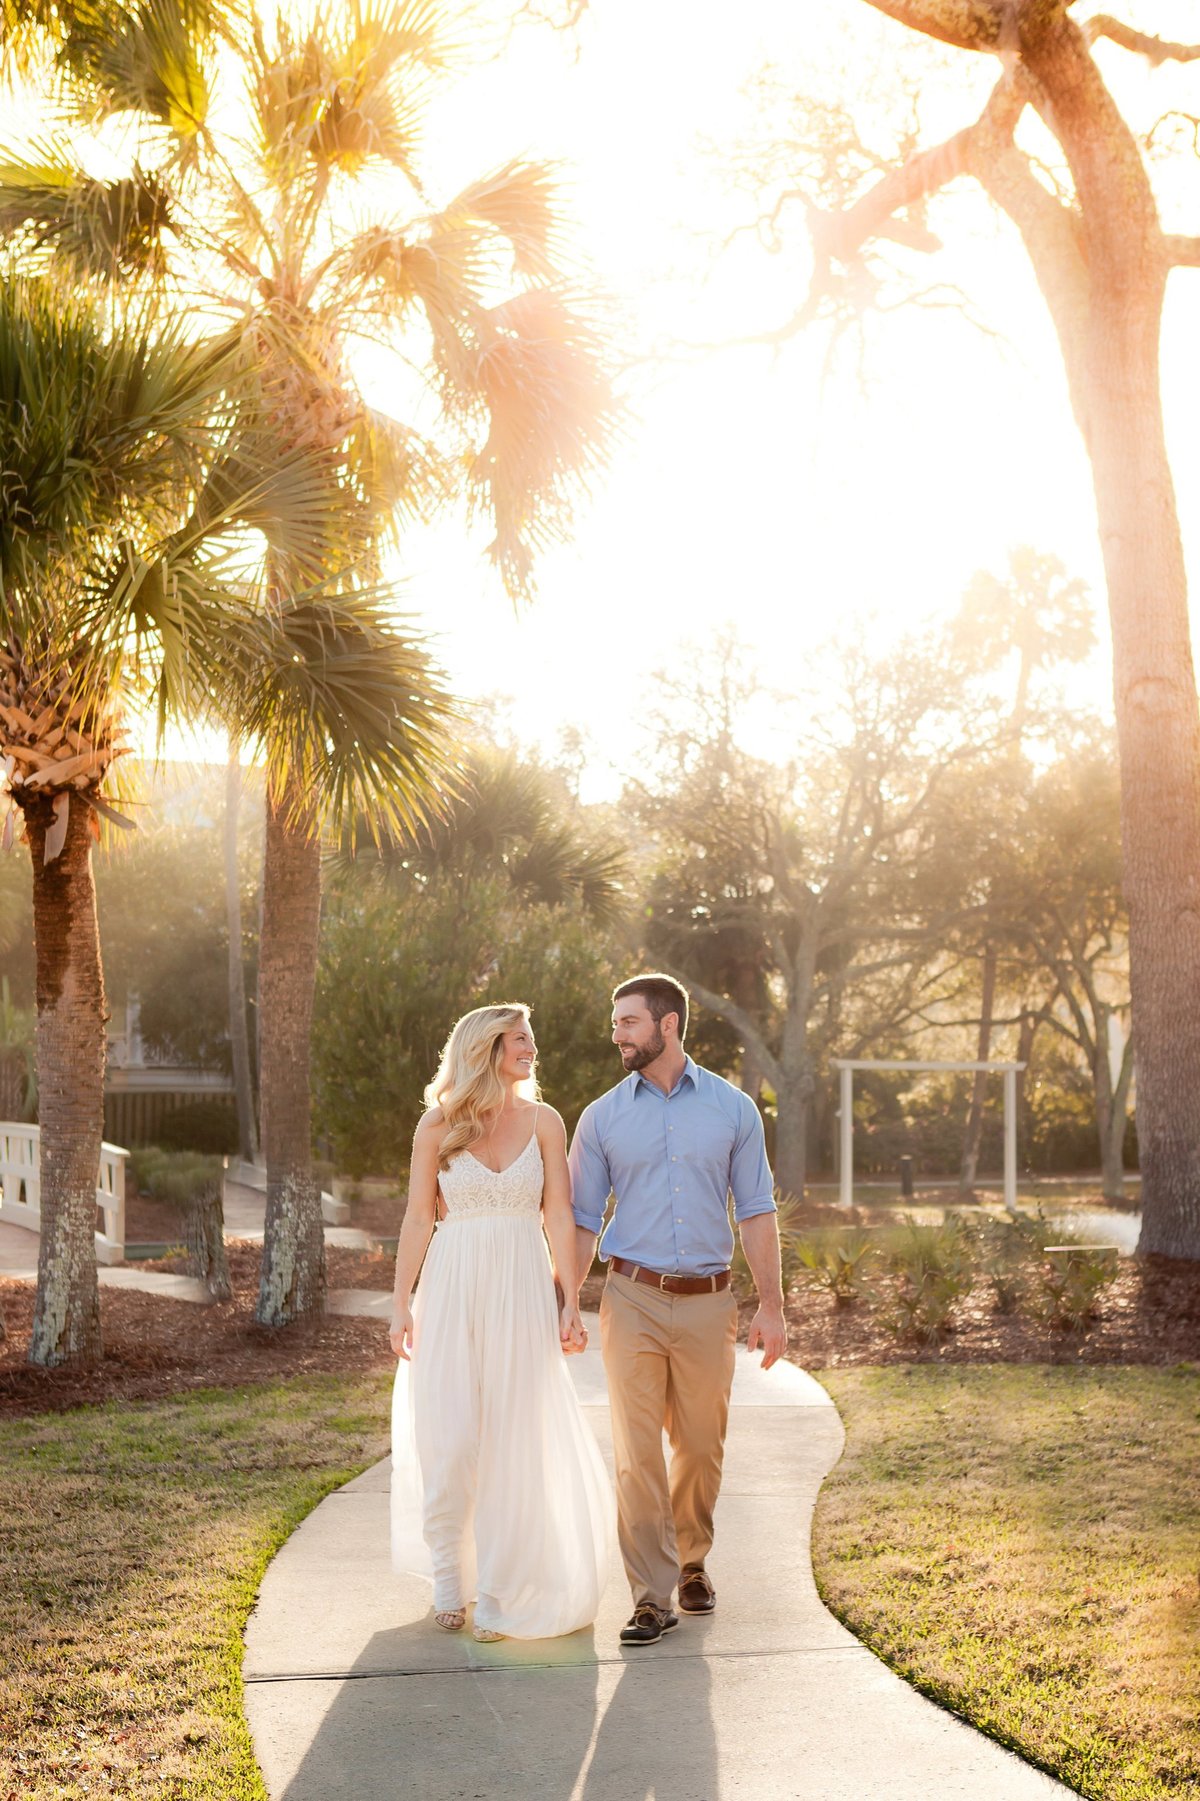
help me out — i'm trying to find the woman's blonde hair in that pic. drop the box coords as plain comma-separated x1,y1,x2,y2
426,1004,539,1171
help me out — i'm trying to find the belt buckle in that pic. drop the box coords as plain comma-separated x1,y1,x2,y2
658,1271,672,1292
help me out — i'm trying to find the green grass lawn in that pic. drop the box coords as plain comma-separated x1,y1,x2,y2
813,1365,1200,1801
0,1377,390,1799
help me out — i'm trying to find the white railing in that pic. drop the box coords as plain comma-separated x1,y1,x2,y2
0,1122,127,1265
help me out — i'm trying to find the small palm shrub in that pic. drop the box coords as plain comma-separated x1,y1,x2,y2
882,1215,975,1342
793,1228,876,1307
1035,1242,1121,1332
967,1209,1056,1314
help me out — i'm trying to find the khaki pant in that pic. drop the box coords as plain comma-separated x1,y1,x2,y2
599,1270,738,1610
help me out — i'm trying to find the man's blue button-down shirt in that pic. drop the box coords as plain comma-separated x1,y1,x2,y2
568,1056,776,1276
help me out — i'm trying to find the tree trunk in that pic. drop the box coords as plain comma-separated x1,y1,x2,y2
24,794,105,1368
225,747,259,1165
773,1077,807,1202
958,943,997,1200
256,782,325,1326
733,960,765,1104
1018,22,1200,1257
1093,1015,1134,1207
773,995,813,1200
183,1180,232,1303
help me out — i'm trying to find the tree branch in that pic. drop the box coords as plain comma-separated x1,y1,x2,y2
1165,234,1200,266
857,0,1006,54
1084,15,1200,65
667,969,784,1092
816,70,1027,269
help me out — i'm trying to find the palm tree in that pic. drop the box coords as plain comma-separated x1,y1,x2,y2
381,747,629,924
0,274,273,1366
0,0,616,1325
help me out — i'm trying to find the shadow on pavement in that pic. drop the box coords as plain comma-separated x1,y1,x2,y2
272,1610,720,1801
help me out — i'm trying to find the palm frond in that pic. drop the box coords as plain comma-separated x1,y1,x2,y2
55,0,213,142
0,1,90,76
211,585,462,840
391,746,630,922
341,406,453,536
253,0,456,185
469,288,619,599
335,217,493,391
442,160,570,283
0,274,230,622
0,142,175,278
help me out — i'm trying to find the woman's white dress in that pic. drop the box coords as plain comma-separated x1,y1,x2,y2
390,1118,613,1638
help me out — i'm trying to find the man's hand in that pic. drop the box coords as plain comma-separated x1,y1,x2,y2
746,1302,788,1371
559,1302,588,1355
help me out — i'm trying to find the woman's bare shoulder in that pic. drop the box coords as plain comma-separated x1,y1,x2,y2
414,1107,446,1141
534,1101,568,1140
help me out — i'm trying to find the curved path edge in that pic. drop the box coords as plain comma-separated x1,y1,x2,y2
243,1318,1079,1800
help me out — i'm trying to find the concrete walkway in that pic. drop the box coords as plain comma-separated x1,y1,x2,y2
242,1323,1077,1801
0,1217,381,1316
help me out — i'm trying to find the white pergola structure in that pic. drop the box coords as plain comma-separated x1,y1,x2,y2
830,1058,1027,1212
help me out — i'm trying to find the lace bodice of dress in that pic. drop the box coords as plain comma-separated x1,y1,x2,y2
437,1127,544,1221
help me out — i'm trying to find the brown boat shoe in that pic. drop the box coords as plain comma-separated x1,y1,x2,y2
677,1565,716,1614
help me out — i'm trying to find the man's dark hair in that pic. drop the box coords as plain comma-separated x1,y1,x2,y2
612,973,689,1042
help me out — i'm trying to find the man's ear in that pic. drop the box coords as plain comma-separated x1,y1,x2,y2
662,1011,679,1042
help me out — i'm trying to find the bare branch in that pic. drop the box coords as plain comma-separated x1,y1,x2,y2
1085,15,1200,65
1165,234,1200,266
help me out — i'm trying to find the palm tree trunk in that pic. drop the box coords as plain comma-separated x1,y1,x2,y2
256,780,325,1326
959,944,997,1199
25,794,105,1368
225,746,259,1165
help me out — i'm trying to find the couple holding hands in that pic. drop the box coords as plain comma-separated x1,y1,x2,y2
388,974,787,1646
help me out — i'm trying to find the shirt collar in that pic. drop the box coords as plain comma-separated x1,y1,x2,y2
630,1054,699,1099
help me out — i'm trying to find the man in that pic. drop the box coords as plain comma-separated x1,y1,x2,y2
569,973,788,1647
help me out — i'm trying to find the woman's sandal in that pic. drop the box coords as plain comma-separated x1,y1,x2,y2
435,1608,466,1632
472,1625,504,1643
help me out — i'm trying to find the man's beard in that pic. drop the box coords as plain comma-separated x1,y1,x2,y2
621,1025,666,1070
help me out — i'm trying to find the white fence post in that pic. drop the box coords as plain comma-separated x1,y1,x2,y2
838,1063,853,1209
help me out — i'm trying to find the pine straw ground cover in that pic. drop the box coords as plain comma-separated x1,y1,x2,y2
0,1377,390,1800
814,1365,1200,1801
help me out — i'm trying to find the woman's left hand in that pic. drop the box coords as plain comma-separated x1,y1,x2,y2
559,1302,588,1355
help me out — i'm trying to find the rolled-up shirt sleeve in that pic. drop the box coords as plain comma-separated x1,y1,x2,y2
568,1103,613,1234
730,1096,776,1222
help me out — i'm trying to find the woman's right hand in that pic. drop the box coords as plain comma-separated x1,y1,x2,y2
389,1306,414,1361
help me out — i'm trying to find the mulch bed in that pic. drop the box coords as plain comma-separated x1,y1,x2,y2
0,1241,395,1418
751,1253,1200,1369
1,1241,1197,1418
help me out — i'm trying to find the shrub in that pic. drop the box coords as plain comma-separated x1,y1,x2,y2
1035,1242,1120,1332
881,1215,975,1342
966,1209,1056,1315
156,1099,239,1155
131,1147,223,1209
793,1226,876,1307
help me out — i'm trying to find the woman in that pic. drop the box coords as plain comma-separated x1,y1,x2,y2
389,1003,613,1642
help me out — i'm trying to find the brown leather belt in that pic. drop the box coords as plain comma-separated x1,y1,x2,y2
609,1257,730,1295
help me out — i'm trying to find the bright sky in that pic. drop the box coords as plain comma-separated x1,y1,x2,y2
109,1,1200,796
359,0,1200,798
